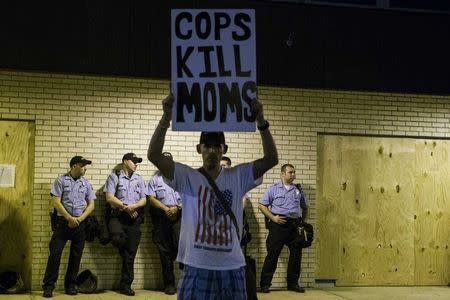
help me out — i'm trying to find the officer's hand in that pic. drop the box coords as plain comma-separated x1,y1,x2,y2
127,206,138,219
68,217,79,228
165,206,176,218
272,215,286,225
127,210,138,219
165,208,172,218
124,205,137,214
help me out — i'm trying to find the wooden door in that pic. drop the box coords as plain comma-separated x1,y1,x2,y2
414,140,450,285
0,120,34,290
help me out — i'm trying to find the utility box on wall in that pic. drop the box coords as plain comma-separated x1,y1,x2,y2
316,135,450,286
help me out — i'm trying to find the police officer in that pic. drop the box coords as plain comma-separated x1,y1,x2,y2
147,152,182,295
42,156,96,298
259,163,309,294
104,152,147,296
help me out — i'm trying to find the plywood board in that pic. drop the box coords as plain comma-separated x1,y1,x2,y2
0,121,34,290
316,135,342,279
339,137,415,285
317,135,447,286
414,140,450,285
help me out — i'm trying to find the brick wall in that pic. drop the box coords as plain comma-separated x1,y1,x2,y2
1,70,449,291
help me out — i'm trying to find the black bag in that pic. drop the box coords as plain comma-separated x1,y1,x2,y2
98,169,120,245
297,222,314,248
76,269,98,294
84,215,101,242
244,255,258,300
0,271,23,294
242,211,257,300
98,219,111,245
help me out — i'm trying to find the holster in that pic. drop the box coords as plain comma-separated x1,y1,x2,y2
50,209,58,231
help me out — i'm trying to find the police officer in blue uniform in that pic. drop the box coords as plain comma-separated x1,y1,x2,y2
147,152,182,295
259,163,309,294
42,156,96,298
104,153,147,296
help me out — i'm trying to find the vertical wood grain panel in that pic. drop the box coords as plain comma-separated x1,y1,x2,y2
0,120,34,290
414,140,450,285
317,135,448,286
316,135,342,278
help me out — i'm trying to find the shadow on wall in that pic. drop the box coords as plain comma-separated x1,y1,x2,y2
0,195,30,292
86,191,122,290
84,164,163,291
81,164,207,291
85,163,123,290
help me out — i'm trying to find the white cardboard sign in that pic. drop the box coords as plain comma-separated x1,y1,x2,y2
171,9,257,131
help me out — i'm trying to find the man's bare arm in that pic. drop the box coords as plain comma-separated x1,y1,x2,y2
76,200,95,223
148,94,175,180
252,99,278,180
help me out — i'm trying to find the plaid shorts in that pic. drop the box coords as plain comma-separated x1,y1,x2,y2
178,265,247,300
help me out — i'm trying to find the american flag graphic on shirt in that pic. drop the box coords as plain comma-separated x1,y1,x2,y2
195,185,234,246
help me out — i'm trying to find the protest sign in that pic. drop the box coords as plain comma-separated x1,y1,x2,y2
171,9,256,131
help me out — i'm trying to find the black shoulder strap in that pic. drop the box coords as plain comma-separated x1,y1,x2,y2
198,167,241,241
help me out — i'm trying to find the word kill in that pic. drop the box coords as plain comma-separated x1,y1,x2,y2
176,45,251,78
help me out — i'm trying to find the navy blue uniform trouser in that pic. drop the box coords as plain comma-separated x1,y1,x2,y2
42,220,86,290
108,214,142,289
260,220,303,288
150,209,181,287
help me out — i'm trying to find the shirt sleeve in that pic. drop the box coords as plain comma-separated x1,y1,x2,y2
248,162,261,190
259,185,273,206
138,177,147,198
300,191,309,209
171,162,191,192
234,162,262,194
85,180,97,201
103,173,118,194
147,176,157,196
50,176,63,197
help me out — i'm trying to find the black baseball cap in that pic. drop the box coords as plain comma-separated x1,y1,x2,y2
199,132,226,145
122,152,143,163
70,156,92,167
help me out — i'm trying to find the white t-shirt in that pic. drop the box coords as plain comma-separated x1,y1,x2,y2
168,161,261,270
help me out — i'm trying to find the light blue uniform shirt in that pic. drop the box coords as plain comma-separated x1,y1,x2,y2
50,173,96,217
104,170,147,205
148,172,181,207
259,182,308,219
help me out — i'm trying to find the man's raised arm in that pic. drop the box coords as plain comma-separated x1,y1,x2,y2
252,99,278,180
148,94,175,181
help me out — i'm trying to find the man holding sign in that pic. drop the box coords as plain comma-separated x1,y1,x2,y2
148,92,277,299
148,10,277,299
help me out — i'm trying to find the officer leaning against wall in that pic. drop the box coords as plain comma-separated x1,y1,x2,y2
103,153,147,297
42,156,96,298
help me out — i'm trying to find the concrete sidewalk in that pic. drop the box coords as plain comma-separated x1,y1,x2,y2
0,286,449,299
